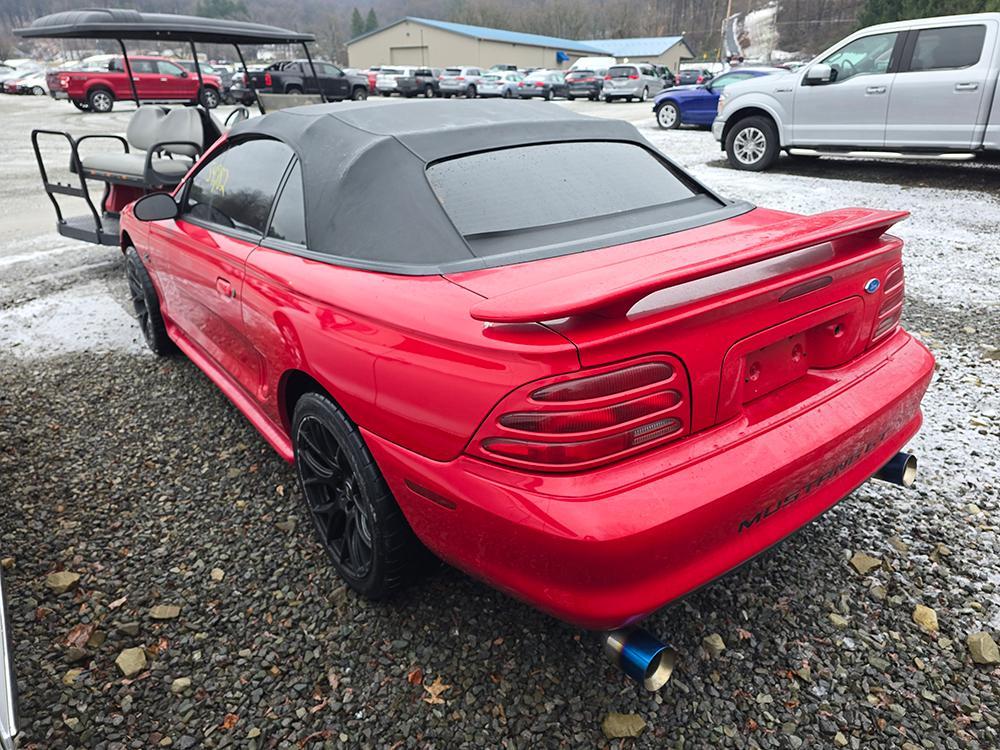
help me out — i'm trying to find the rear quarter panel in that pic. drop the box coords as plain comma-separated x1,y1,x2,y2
240,249,580,461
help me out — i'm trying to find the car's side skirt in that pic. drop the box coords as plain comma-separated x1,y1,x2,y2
164,319,294,462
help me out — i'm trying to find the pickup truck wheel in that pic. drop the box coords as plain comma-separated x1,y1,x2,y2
199,86,220,109
286,85,303,95
656,102,681,129
125,247,173,356
293,392,427,600
423,84,434,97
351,87,368,101
87,88,114,113
726,116,780,171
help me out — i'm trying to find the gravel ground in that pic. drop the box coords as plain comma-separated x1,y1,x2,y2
0,95,998,749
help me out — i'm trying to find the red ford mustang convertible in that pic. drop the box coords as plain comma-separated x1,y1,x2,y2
122,99,933,687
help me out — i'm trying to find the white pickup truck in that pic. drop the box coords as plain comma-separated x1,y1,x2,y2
713,13,1000,170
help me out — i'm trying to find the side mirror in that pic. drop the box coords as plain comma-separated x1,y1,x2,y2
804,63,833,85
133,192,179,222
179,69,189,78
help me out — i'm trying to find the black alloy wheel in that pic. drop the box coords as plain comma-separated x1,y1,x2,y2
292,393,427,599
125,246,173,355
297,414,377,581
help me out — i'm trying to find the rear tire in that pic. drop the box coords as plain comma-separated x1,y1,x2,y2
725,115,780,171
466,85,476,98
199,86,220,109
32,86,45,96
286,85,303,95
351,87,368,100
87,88,114,113
292,392,427,600
640,86,649,102
125,247,173,356
423,84,434,98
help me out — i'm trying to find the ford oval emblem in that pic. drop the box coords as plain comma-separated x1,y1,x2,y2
864,278,881,294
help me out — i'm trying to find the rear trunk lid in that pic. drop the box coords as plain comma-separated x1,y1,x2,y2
446,206,907,433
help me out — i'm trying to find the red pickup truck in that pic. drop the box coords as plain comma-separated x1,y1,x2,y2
48,55,223,112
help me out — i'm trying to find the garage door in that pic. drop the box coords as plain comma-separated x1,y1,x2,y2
390,46,428,65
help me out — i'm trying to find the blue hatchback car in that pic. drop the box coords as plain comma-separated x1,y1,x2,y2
652,68,782,129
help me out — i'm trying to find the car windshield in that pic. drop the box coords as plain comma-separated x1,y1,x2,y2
608,66,636,78
426,141,722,259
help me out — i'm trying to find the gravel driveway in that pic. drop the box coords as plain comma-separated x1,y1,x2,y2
0,95,997,749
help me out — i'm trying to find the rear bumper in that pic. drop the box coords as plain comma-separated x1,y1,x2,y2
365,331,934,630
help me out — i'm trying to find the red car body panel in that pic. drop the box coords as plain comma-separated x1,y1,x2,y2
51,56,221,103
119,125,934,630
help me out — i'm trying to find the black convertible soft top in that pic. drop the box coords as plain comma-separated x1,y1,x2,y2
14,8,313,43
235,99,751,274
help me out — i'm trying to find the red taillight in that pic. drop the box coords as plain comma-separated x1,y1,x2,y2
604,74,611,80
468,357,690,472
264,72,272,87
456,76,465,81
517,81,524,87
697,75,704,83
628,74,639,80
534,81,544,87
872,265,904,341
59,75,70,86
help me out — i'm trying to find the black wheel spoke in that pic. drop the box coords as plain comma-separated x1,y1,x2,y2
296,415,374,579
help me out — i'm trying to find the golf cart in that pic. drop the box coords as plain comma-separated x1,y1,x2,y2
14,9,329,247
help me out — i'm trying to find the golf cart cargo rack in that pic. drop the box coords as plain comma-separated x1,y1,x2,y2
14,9,323,247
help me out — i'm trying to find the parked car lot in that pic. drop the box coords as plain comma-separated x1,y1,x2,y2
0,88,998,749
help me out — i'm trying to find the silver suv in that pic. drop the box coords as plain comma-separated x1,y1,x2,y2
439,66,485,98
603,63,667,103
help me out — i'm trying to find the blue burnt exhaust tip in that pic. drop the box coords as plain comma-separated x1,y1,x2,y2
873,451,917,488
604,627,677,691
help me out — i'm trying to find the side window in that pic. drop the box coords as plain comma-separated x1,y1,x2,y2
821,32,898,83
129,60,157,74
909,25,986,71
156,61,185,76
184,139,294,235
267,161,306,246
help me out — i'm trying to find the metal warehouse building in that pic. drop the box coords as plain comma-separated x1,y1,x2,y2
347,17,693,71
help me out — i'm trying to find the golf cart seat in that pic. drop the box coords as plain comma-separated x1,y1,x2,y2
76,105,206,188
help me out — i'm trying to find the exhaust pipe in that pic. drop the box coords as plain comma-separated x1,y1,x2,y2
874,451,917,488
604,627,677,691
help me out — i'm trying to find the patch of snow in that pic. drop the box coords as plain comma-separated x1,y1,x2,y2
0,279,148,358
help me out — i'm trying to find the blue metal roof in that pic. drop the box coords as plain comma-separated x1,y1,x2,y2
580,36,687,58
353,17,608,54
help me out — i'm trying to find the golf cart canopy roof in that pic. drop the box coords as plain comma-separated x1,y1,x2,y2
13,8,314,44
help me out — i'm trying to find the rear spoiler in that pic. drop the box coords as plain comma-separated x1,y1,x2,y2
469,208,908,323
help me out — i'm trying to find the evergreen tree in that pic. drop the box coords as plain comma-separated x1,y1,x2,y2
350,8,365,38
365,8,379,33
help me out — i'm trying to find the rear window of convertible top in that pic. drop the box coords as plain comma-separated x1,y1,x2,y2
426,141,723,260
